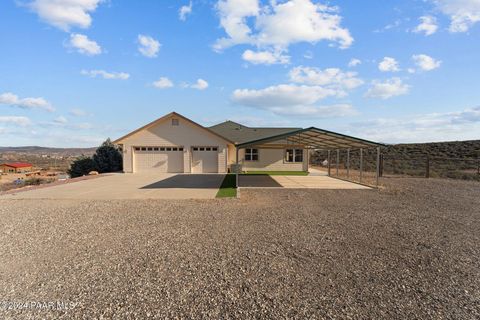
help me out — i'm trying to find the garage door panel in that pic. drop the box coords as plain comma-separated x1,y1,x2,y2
192,147,218,173
134,147,184,173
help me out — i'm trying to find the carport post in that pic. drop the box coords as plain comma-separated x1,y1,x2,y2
346,149,350,179
376,147,380,187
327,150,331,176
359,148,363,183
235,147,239,188
336,149,339,176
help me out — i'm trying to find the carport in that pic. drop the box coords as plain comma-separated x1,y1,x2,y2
234,127,383,188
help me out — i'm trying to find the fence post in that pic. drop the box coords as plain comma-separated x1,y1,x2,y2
426,155,430,178
477,158,480,175
336,149,339,176
327,150,331,176
379,154,384,177
376,147,380,187
347,149,350,179
360,148,363,183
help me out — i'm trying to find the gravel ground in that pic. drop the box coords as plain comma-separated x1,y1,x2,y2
0,178,479,319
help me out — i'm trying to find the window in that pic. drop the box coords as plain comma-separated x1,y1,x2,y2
179,147,184,151
200,147,205,151
212,147,218,151
245,148,258,161
141,147,147,151
193,147,198,151
153,147,159,151
166,147,172,151
172,147,178,151
171,119,179,126
160,147,165,151
147,147,153,151
206,147,211,151
285,149,303,163
134,147,140,151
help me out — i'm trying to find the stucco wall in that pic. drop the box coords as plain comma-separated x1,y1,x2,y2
118,115,228,173
236,148,308,172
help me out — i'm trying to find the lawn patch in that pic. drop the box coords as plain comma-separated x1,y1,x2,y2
216,174,237,198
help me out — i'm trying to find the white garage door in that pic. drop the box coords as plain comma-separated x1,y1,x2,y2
192,146,218,173
134,146,184,173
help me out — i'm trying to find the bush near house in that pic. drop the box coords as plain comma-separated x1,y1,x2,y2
68,139,123,178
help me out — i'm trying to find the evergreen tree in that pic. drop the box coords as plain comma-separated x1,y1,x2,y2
68,156,97,178
92,138,123,173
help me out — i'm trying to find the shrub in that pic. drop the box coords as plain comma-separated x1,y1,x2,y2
93,138,123,173
68,156,97,178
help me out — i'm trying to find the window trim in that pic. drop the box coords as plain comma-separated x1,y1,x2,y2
244,148,259,162
284,148,303,163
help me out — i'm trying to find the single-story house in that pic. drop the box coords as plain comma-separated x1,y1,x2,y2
113,112,380,174
0,162,33,173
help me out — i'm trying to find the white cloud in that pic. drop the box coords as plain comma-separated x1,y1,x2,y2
233,84,339,107
378,57,400,72
365,78,410,99
179,2,193,21
0,92,54,112
81,69,130,80
0,116,32,127
413,16,439,36
268,104,358,118
289,66,364,92
53,116,68,124
214,0,353,57
242,49,290,65
348,58,361,67
70,108,88,117
190,79,209,90
153,77,174,89
27,0,102,31
433,0,480,32
350,106,480,143
68,33,102,56
412,54,442,71
138,34,160,58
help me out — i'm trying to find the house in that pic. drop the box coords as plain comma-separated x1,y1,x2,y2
113,112,380,174
0,162,33,174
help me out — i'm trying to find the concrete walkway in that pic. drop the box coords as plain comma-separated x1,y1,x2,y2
1,173,225,200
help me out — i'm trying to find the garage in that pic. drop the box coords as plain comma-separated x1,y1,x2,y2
134,146,184,173
192,146,219,173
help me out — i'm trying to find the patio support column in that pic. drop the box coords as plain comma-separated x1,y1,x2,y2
347,149,350,179
235,146,239,188
376,147,380,187
327,150,331,176
336,149,339,176
360,148,363,184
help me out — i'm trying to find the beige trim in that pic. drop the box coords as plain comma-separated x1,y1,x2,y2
113,112,233,144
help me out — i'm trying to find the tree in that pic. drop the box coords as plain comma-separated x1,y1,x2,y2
92,138,123,173
68,156,97,178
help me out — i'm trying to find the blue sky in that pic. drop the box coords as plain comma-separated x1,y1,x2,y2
1,0,479,147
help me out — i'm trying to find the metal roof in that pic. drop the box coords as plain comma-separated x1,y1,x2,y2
209,121,300,144
236,127,383,149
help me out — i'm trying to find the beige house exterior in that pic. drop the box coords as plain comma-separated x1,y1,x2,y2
114,112,309,174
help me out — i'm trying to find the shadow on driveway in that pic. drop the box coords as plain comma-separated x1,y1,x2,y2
239,175,283,188
141,174,225,189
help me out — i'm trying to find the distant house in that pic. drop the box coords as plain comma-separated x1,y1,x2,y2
0,162,33,173
113,112,380,174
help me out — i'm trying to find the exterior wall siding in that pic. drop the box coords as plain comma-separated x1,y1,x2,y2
118,115,229,173
238,148,308,172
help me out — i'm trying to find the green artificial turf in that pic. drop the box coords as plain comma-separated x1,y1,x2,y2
216,174,237,198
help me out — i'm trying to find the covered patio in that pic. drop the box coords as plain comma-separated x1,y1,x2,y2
234,127,383,188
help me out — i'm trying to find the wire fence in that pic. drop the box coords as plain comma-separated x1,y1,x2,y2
311,149,480,186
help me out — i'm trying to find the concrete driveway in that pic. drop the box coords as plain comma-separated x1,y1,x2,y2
1,173,226,200
239,174,370,189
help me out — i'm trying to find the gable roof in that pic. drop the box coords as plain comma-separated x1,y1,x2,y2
1,162,33,168
113,112,234,144
209,121,301,144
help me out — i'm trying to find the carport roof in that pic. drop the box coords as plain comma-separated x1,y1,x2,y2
237,127,383,149
209,121,301,144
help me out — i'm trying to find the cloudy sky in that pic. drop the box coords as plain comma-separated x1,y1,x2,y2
1,0,480,147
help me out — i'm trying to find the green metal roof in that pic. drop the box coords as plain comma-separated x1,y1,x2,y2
209,121,301,144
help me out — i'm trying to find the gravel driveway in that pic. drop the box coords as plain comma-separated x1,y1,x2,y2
0,178,479,319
